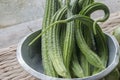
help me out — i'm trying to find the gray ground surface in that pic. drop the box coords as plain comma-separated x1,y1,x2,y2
0,0,45,28
0,0,120,48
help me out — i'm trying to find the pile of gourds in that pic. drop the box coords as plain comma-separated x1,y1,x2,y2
30,0,120,79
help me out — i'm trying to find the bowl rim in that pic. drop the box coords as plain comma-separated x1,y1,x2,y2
16,31,119,80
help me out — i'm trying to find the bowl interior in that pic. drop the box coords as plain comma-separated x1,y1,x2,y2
107,35,117,65
19,30,119,79
21,30,43,73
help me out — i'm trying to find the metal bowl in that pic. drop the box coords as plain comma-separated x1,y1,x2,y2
17,30,119,80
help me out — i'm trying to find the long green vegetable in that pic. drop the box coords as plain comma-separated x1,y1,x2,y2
75,20,104,69
29,0,111,78
63,0,77,75
41,0,59,76
78,0,94,76
71,46,84,78
48,6,70,78
79,2,110,74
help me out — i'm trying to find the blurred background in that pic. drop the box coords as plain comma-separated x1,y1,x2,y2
0,0,120,48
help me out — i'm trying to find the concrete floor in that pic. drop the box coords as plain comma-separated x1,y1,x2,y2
0,0,120,48
0,0,45,28
0,0,120,28
96,0,120,13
